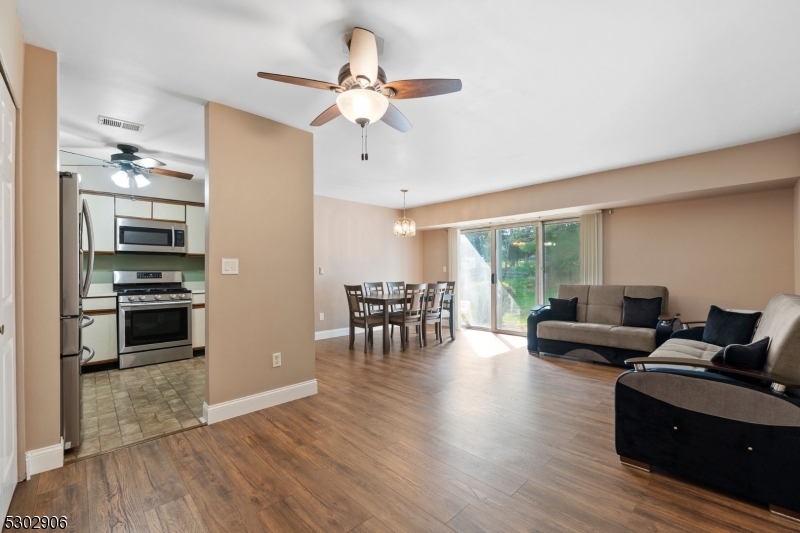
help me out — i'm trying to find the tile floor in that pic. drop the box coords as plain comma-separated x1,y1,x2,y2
66,355,205,461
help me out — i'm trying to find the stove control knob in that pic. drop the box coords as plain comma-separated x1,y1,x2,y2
128,296,135,302
154,295,161,300
138,295,146,301
170,294,177,300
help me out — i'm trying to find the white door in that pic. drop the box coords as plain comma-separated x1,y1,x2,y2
0,78,17,514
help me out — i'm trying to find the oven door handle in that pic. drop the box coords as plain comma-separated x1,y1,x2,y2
119,301,192,310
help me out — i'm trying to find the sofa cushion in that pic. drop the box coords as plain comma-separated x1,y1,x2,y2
537,321,656,352
649,338,722,361
557,285,669,327
703,305,762,347
557,285,589,322
710,337,771,370
622,296,662,329
549,297,578,322
753,294,800,382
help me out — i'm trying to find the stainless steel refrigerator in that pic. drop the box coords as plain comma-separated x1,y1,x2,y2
59,171,95,450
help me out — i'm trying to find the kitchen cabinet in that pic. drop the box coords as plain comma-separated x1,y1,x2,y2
115,197,152,219
81,194,115,253
82,312,118,364
185,205,205,255
152,202,186,222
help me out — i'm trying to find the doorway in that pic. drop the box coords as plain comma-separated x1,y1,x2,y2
458,220,580,335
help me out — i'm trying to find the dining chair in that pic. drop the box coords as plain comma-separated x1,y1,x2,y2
386,281,405,337
438,281,456,339
425,283,448,345
389,283,427,350
363,282,384,343
344,284,383,353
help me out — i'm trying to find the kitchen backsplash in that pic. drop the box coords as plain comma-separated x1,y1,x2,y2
85,254,205,283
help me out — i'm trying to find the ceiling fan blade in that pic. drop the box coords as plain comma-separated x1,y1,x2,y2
257,72,342,92
382,79,462,99
349,28,378,86
310,104,342,127
133,157,165,169
381,103,412,133
148,168,193,180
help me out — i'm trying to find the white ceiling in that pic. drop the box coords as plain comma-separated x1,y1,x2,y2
16,0,800,208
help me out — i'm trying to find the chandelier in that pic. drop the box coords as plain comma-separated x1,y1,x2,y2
394,189,416,237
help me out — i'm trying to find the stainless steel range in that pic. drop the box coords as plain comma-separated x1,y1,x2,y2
114,270,193,369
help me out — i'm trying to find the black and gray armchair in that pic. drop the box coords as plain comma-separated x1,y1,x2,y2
615,294,800,521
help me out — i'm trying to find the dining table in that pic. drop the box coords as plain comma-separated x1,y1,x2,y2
361,292,455,354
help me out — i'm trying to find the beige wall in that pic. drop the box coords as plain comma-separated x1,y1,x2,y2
422,229,448,283
0,0,24,104
205,102,314,405
313,195,422,332
407,134,800,229
604,188,794,321
20,45,60,452
795,180,800,294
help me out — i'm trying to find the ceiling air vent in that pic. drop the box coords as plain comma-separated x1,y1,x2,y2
98,115,144,132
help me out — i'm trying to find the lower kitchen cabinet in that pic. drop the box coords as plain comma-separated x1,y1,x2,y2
192,306,205,349
82,313,118,364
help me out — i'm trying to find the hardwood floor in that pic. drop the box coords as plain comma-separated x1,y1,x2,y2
6,330,797,532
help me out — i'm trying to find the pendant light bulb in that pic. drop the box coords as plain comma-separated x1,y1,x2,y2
112,170,130,188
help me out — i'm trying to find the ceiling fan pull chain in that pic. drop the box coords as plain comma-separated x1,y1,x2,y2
365,123,369,161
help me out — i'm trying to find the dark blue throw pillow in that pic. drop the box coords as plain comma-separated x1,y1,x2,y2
622,296,662,329
549,297,578,322
702,305,762,347
711,337,770,370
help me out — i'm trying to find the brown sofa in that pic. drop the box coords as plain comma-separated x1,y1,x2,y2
527,284,670,366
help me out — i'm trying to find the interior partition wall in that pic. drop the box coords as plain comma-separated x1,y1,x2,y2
458,219,581,335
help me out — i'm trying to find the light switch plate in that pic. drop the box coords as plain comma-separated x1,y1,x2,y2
443,266,447,273
272,352,281,367
318,267,323,275
222,258,239,275
320,313,324,321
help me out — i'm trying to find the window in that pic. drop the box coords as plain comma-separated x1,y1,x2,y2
543,220,581,302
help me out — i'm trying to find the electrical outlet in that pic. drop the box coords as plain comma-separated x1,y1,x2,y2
318,267,323,275
320,312,324,321
443,266,447,273
272,352,281,367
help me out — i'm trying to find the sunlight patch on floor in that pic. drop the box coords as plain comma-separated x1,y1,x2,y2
463,329,515,358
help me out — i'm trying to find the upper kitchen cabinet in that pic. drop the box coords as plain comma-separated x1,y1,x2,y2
81,194,115,253
115,197,152,219
153,202,186,222
185,205,205,255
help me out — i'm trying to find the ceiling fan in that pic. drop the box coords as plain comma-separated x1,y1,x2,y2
63,144,194,198
257,27,462,159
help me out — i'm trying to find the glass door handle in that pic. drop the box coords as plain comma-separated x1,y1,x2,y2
491,273,496,284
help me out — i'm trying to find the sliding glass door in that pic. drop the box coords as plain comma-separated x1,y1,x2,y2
458,219,580,334
496,225,538,332
459,230,492,329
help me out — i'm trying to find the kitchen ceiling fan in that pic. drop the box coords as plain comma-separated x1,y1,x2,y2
257,27,462,159
63,144,193,198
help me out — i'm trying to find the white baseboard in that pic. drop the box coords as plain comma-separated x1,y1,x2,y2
315,325,384,340
25,438,64,479
204,379,318,425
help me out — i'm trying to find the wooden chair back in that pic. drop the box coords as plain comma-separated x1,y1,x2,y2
386,282,405,311
363,282,384,314
403,284,427,318
344,284,367,319
438,281,455,310
426,283,448,318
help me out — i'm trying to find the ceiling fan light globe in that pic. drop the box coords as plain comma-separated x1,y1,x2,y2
112,170,130,188
134,174,150,188
336,88,388,124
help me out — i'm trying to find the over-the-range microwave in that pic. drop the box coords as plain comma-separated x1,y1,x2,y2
116,217,187,254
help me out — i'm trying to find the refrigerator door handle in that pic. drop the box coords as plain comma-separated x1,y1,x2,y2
80,315,94,328
81,198,95,298
79,345,95,365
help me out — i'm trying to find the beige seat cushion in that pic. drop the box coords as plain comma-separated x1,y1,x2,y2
537,321,656,352
649,338,722,361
